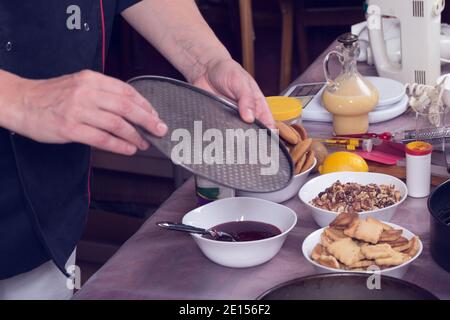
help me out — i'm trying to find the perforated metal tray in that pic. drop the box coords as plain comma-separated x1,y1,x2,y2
128,76,293,192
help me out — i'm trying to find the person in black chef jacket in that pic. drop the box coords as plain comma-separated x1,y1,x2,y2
0,0,274,299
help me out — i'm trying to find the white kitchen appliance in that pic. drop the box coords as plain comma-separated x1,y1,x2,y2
366,0,445,84
352,21,450,66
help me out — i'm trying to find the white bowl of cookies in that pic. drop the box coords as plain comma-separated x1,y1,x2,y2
302,213,422,278
298,172,408,227
238,122,317,203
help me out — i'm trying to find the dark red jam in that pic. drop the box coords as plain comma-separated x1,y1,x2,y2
203,221,282,242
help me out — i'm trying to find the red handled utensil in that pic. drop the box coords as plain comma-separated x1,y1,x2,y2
335,132,393,141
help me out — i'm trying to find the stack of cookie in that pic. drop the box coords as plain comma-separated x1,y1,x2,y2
311,212,421,271
275,121,315,175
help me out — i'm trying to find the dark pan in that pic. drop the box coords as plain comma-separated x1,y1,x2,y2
257,273,437,300
428,179,450,273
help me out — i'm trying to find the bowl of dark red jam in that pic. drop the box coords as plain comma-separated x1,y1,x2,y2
182,197,297,268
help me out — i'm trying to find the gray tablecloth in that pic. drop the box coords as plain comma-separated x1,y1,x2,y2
75,41,450,300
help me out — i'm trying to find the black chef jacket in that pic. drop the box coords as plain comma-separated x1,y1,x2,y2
0,0,141,279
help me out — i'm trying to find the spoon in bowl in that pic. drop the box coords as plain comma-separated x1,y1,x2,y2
156,221,237,242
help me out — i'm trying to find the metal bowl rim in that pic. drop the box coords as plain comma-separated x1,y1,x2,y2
428,179,450,231
256,272,438,300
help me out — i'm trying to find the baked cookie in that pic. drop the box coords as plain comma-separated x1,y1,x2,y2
375,251,410,267
315,255,340,269
361,243,396,259
327,238,362,266
351,219,384,244
301,150,315,173
276,121,300,145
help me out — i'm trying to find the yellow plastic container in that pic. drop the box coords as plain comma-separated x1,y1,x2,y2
266,96,302,125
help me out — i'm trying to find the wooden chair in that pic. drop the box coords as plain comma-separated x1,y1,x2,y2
239,0,255,77
279,0,294,90
238,0,294,91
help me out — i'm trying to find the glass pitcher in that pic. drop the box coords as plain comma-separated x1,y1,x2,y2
322,33,379,135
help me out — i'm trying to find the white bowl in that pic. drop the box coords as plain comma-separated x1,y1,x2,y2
302,222,423,278
298,172,407,228
182,197,297,268
237,158,316,203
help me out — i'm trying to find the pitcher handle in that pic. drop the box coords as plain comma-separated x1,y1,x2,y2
323,50,344,91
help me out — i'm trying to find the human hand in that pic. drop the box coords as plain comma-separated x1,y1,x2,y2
192,59,275,128
0,70,167,155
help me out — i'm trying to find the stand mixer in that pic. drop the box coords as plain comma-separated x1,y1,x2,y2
366,0,445,85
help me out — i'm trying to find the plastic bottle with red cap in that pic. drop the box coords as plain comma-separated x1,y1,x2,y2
405,141,433,198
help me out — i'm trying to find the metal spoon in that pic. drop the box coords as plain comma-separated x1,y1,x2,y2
156,221,237,242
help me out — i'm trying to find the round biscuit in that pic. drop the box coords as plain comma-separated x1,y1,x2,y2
295,153,307,174
292,123,308,140
291,138,312,163
301,150,315,173
276,121,299,145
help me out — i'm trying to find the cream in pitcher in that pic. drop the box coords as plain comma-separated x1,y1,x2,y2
322,33,379,135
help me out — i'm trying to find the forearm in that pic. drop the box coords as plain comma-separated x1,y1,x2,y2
122,0,231,83
0,69,24,132
0,68,166,154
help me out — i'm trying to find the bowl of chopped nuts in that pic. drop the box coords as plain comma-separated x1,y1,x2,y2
298,172,407,227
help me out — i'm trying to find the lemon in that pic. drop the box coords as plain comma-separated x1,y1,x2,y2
318,151,368,174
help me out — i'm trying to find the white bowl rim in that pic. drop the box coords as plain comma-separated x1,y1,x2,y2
301,221,423,274
183,197,298,245
298,171,408,215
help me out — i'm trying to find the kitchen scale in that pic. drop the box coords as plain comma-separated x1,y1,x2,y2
284,76,408,123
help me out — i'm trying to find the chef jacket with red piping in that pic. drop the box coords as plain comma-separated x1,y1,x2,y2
0,0,141,279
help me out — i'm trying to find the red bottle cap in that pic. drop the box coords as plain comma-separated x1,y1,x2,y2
405,141,433,156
